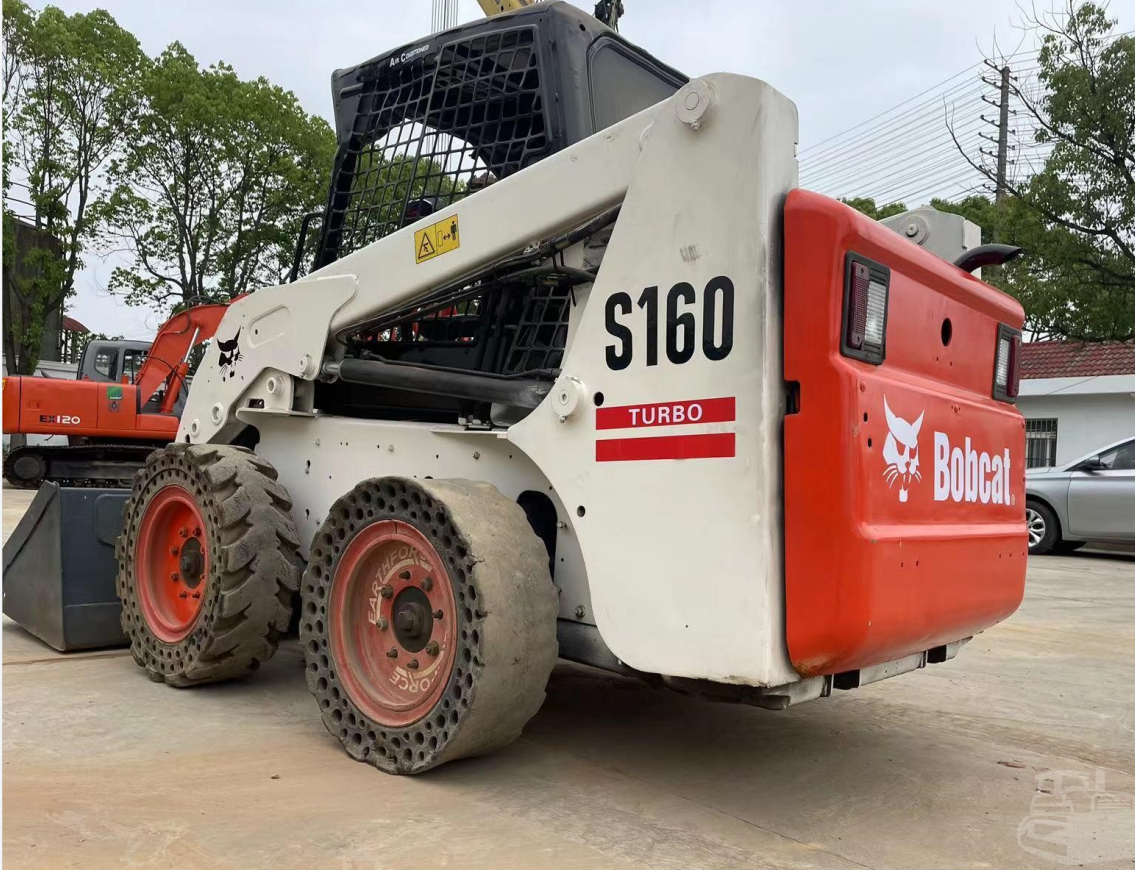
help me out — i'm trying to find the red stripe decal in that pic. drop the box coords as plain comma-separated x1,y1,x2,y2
595,432,736,462
595,396,736,430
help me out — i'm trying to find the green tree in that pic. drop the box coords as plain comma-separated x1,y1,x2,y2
2,1,143,374
930,195,998,246
97,44,335,312
840,196,909,221
956,2,1135,340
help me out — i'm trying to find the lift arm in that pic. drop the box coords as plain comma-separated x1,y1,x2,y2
134,304,229,414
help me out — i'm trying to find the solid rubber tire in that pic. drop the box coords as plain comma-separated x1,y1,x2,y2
301,477,559,774
116,444,301,686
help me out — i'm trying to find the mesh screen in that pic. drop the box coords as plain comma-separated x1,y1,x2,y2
327,27,549,261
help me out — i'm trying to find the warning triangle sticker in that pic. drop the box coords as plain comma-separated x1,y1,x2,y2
417,232,436,259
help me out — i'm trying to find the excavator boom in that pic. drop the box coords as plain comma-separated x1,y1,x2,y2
134,304,228,413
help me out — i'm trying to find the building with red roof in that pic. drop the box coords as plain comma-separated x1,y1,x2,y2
1018,341,1135,467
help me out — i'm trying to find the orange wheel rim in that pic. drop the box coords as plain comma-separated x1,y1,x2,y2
329,521,457,728
136,485,209,643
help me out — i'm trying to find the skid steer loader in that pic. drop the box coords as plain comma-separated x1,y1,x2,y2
106,2,1028,773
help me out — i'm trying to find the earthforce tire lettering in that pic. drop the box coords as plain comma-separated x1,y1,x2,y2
301,477,558,774
116,444,301,686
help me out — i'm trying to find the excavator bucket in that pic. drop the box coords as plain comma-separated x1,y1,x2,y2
3,483,130,651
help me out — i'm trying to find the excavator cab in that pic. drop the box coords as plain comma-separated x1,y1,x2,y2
76,339,152,384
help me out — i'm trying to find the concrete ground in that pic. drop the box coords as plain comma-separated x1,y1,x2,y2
3,486,1134,870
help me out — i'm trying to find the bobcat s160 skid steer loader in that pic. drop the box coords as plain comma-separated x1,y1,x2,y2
108,2,1027,774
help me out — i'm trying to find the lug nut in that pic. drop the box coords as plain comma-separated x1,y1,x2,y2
379,584,394,599
170,572,179,581
386,648,398,658
433,609,443,620
420,577,433,592
425,641,440,657
192,526,201,537
169,546,179,556
179,527,189,538
376,617,389,631
407,658,419,670
179,591,188,599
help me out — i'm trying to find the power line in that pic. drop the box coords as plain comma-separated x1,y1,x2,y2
804,116,987,189
801,87,987,181
799,28,1135,158
799,63,982,155
801,64,1043,179
824,131,986,200
801,78,985,166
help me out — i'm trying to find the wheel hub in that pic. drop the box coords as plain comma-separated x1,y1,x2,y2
135,486,209,643
392,588,432,651
1025,507,1045,548
179,538,205,588
329,520,457,728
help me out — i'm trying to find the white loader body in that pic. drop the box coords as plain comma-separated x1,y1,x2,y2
180,74,803,688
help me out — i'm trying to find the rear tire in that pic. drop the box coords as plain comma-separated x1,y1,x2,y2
301,477,558,774
1026,500,1060,556
116,444,301,686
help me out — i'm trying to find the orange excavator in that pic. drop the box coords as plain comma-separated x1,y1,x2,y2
3,304,227,487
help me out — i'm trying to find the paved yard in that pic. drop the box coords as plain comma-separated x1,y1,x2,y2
3,487,1134,869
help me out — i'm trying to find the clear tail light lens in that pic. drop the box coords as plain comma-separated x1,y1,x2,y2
842,254,890,365
993,324,1022,402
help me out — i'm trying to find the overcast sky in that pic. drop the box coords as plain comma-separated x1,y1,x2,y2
29,0,1135,339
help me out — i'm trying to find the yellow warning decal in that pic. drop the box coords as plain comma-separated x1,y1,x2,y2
414,215,460,264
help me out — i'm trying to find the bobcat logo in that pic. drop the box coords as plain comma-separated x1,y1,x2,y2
882,396,924,503
216,327,242,381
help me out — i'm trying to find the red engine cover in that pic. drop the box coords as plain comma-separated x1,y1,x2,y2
783,190,1027,677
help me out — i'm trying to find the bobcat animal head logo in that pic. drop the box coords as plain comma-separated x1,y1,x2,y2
216,327,242,381
882,396,924,503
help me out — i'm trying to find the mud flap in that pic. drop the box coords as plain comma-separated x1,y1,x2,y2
2,483,130,651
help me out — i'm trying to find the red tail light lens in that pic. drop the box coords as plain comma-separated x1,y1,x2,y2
993,324,1022,402
842,253,890,365
846,261,869,350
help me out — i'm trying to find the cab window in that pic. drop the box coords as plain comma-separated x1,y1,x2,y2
123,348,148,383
589,40,683,131
93,347,118,379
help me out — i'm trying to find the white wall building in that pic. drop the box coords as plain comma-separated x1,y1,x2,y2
1018,342,1135,468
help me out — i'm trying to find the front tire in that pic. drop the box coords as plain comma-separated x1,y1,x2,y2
1026,500,1060,556
116,444,301,686
301,477,558,774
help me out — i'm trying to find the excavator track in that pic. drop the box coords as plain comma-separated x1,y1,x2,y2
3,443,162,489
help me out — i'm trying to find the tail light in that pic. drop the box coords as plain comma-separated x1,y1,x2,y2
993,324,1021,402
841,253,891,365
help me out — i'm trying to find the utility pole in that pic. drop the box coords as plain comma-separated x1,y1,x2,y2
980,61,1013,242
994,65,1010,207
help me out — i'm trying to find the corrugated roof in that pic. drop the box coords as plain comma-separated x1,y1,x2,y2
1020,340,1135,379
